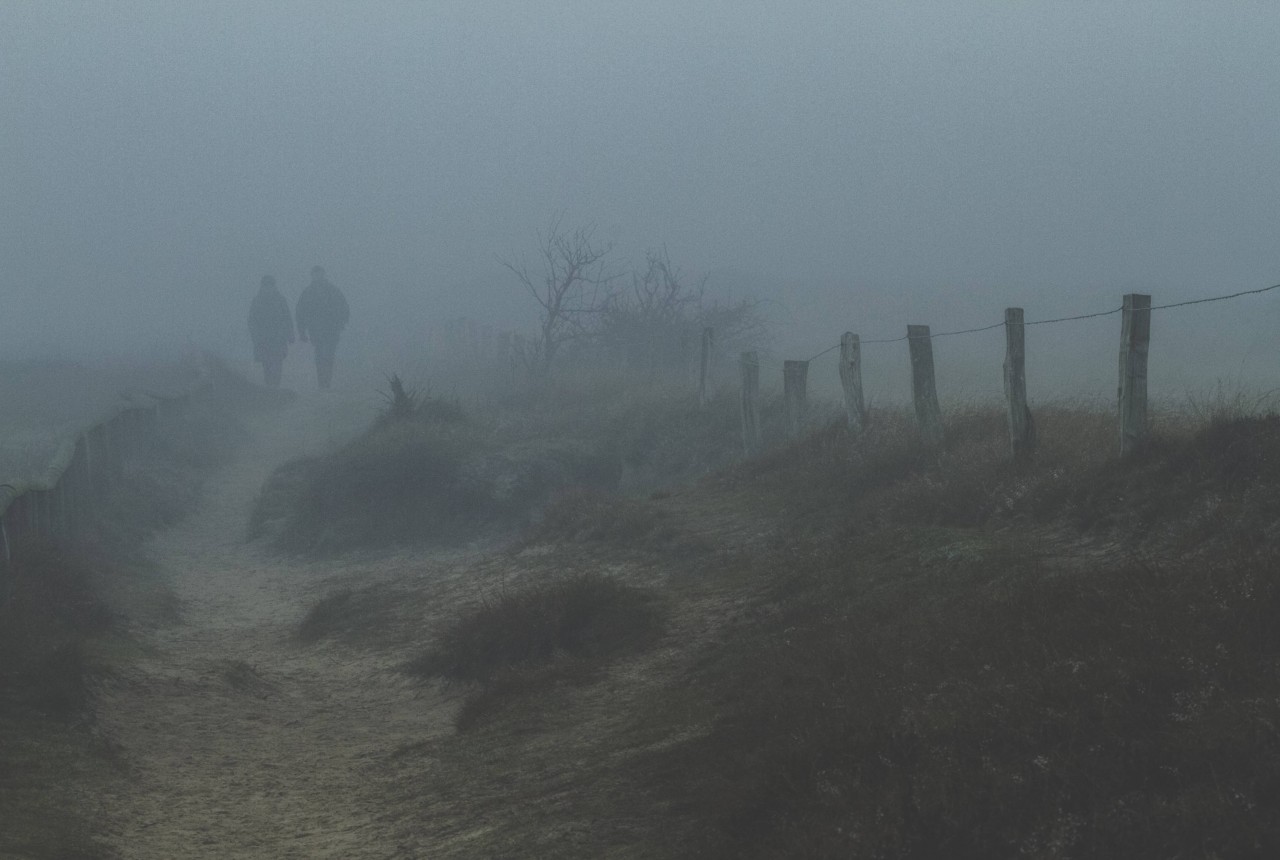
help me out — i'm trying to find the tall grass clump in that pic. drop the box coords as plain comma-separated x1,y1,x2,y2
409,572,666,730
630,406,1280,857
647,533,1280,858
251,391,496,553
0,540,111,718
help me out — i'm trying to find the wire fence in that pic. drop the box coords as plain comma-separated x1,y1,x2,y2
800,281,1280,362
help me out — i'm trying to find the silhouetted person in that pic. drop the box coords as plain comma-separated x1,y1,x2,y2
248,274,294,388
295,265,349,389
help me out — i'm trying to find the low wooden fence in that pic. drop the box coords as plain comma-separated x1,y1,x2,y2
0,388,197,571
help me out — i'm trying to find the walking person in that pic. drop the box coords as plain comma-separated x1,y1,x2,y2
248,275,294,388
295,265,349,390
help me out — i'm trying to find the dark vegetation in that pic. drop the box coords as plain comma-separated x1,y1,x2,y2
408,571,666,731
631,407,1280,858
270,334,1280,857
294,583,412,646
0,369,254,860
316,393,1280,857
249,382,524,552
252,371,764,555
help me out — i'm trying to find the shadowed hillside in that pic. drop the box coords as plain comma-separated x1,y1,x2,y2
286,392,1280,857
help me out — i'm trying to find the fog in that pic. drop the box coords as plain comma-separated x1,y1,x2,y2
5,2,1280,402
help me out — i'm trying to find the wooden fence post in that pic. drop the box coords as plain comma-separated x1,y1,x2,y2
699,327,715,408
1119,293,1152,455
907,325,944,445
783,360,809,439
838,332,866,434
740,351,761,455
1004,308,1034,458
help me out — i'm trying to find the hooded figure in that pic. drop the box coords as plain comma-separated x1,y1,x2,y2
248,275,295,388
295,265,350,389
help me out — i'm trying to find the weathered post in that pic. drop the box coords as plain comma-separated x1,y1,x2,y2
907,325,944,445
699,327,715,408
1119,293,1152,456
838,332,867,434
1003,308,1034,459
740,351,761,455
783,360,809,439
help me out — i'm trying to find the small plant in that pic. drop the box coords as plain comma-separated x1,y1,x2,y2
413,572,665,683
295,585,407,645
376,374,466,426
409,572,666,729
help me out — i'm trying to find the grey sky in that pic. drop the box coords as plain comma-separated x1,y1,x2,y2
4,2,1280,398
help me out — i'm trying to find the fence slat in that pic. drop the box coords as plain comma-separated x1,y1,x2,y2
1119,293,1152,455
838,332,866,435
907,325,944,445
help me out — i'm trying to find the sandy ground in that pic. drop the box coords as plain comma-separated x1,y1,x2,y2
93,393,463,859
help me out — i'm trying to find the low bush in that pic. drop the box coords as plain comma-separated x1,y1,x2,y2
413,572,665,683
410,572,666,730
630,410,1280,857
252,416,495,553
295,584,408,645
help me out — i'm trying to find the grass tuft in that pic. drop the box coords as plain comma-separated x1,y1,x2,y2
413,572,665,683
409,572,666,730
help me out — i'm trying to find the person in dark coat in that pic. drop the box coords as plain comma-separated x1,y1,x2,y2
248,274,295,388
295,265,350,389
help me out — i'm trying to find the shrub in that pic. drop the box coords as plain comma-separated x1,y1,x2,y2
254,417,493,553
409,572,666,730
413,572,665,683
646,533,1280,858
295,585,408,645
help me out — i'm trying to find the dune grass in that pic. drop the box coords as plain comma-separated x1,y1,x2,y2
620,404,1280,857
278,380,1280,855
407,571,666,731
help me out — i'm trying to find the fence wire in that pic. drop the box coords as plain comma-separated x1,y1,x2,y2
801,282,1280,363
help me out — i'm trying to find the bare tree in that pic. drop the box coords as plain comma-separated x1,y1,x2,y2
599,246,704,372
499,216,620,374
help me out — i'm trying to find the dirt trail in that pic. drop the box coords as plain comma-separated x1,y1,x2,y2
94,394,458,859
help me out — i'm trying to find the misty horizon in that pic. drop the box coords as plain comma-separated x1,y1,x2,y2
5,2,1280,402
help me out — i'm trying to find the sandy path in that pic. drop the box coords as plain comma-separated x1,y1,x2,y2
94,395,456,859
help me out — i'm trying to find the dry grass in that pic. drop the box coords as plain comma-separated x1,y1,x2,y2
608,404,1280,857
295,584,412,645
254,372,756,555
260,387,1280,856
251,415,497,553
408,571,666,731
